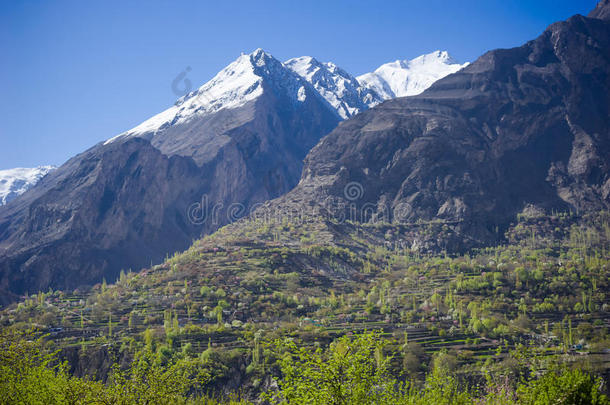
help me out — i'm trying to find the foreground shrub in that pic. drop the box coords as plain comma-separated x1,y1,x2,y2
516,367,609,405
1,329,608,404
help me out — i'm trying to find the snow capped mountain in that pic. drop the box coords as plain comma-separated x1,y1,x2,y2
284,56,382,119
106,49,312,145
357,50,468,99
0,48,342,299
0,166,55,205
106,49,467,147
286,51,467,117
0,47,470,301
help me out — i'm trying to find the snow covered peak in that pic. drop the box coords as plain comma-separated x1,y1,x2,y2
285,51,466,118
249,48,274,66
285,56,383,119
285,56,353,87
357,50,469,99
284,56,321,79
106,48,285,144
414,50,458,65
0,165,55,205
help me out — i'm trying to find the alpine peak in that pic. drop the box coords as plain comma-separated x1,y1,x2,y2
357,50,468,99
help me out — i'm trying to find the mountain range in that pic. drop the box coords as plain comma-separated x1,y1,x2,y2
0,49,464,304
2,0,610,305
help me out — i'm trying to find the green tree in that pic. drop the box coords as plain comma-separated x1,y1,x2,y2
102,347,210,404
517,366,609,405
268,331,405,404
0,329,105,404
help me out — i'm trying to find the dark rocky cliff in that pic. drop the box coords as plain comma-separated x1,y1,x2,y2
274,3,610,251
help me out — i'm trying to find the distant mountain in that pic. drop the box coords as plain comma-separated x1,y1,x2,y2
284,52,466,118
0,166,55,205
0,49,340,304
357,51,468,99
265,5,610,252
284,56,383,118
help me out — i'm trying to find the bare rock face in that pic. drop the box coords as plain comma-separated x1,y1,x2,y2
280,3,610,251
0,139,202,302
590,0,610,20
0,51,340,304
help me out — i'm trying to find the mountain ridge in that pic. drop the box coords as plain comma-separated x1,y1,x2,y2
589,0,610,20
284,56,383,118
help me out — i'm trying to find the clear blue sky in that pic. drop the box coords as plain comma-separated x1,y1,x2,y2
0,0,599,170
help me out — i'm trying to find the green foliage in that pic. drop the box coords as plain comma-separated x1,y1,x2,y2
268,332,609,405
516,367,609,405
0,329,229,405
0,329,105,404
103,347,210,404
412,368,473,405
2,329,610,404
2,212,610,402
268,331,406,404
267,332,478,405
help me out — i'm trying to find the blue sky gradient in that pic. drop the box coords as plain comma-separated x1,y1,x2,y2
0,0,599,169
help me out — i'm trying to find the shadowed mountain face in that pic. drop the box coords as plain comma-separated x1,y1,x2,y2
0,50,340,304
273,5,610,251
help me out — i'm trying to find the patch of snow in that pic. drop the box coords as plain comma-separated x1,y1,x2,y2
0,166,56,205
297,85,307,102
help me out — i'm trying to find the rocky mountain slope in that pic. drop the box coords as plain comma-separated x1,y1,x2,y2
265,2,610,252
0,166,55,205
